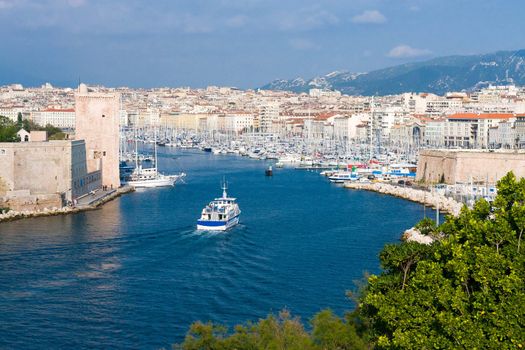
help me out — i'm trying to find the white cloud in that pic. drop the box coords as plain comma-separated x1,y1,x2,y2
387,45,432,58
289,38,319,50
351,10,386,24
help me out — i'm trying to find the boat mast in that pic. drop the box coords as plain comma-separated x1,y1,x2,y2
222,178,228,198
134,122,138,170
154,127,158,172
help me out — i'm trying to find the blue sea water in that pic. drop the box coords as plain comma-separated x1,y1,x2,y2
0,149,428,349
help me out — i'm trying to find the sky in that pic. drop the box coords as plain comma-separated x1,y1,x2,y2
0,0,524,89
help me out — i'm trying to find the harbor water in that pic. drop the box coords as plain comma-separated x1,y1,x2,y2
0,148,428,349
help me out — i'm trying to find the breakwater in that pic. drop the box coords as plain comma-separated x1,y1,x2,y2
0,186,133,223
343,182,463,216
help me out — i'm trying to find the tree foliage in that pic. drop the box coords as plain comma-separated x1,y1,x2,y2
0,116,66,141
175,309,367,350
176,172,525,349
0,116,19,142
360,171,525,349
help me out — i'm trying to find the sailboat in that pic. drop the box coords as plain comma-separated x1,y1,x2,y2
125,128,186,188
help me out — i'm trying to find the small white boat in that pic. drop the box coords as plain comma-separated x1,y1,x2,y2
328,171,360,183
197,182,241,231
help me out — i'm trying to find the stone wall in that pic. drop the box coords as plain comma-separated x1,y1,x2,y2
1,191,63,212
0,141,73,196
416,149,525,184
0,140,99,209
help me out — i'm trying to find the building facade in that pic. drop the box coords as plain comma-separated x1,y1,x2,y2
31,108,76,129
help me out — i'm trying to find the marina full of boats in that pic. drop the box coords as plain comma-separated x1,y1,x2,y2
119,127,421,191
120,126,419,171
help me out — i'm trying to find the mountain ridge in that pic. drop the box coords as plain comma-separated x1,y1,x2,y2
260,49,525,95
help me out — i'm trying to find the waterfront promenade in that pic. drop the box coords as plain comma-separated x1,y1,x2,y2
0,186,133,223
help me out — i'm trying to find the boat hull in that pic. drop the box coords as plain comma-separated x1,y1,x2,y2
126,177,176,188
197,215,240,231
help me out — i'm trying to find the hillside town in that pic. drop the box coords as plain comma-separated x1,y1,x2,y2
2,83,525,149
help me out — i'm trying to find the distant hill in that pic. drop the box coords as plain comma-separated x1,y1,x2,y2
260,49,525,95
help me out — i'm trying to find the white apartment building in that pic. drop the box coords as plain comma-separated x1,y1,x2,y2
425,97,464,116
488,115,525,149
303,113,338,139
332,113,370,141
222,112,255,133
402,93,436,114
444,113,515,148
488,121,516,149
258,103,280,132
370,107,410,141
309,88,342,98
423,120,445,147
31,108,76,129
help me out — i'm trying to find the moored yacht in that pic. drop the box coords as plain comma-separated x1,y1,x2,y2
197,182,241,231
126,166,185,188
124,128,186,188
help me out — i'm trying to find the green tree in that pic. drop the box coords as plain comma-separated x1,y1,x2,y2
360,172,525,349
311,310,367,350
0,116,19,142
176,310,317,350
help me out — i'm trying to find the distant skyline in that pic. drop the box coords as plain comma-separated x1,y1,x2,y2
1,0,524,89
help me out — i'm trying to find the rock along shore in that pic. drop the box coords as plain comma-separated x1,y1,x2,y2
343,182,463,216
0,186,134,223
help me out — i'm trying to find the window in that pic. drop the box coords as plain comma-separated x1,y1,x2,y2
102,114,106,118
103,151,106,156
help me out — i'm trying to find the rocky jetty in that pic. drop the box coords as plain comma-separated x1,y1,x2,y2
402,227,435,244
344,182,463,216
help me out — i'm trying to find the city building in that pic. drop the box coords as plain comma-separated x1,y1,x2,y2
444,113,515,148
31,108,76,129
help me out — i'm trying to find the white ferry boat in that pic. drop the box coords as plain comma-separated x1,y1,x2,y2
328,171,360,183
197,182,241,231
